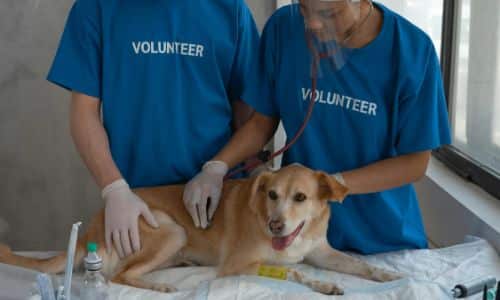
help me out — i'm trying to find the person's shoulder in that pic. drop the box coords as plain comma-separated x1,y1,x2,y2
267,4,296,26
261,4,297,38
211,0,250,12
71,0,102,19
73,0,99,10
213,0,245,6
376,3,440,96
205,0,251,22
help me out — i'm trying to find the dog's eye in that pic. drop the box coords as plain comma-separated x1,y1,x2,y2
268,190,278,200
294,193,307,202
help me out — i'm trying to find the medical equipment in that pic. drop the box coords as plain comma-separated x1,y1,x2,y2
483,281,499,300
484,285,498,300
81,242,108,300
57,221,82,300
225,0,374,179
451,276,496,298
35,273,57,300
493,281,500,300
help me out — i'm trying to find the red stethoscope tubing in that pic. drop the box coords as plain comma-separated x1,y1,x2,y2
224,32,333,180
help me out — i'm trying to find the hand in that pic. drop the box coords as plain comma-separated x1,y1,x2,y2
332,173,346,187
103,179,159,258
183,161,228,229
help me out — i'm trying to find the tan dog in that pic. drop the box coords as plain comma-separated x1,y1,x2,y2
0,165,401,295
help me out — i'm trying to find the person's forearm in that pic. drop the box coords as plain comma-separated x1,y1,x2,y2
70,92,122,189
231,99,254,131
341,151,431,195
213,112,279,168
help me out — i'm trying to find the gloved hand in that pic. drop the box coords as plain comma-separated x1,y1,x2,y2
183,161,228,229
103,179,159,258
332,172,346,186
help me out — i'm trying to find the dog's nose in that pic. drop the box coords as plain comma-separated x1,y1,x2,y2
269,220,285,235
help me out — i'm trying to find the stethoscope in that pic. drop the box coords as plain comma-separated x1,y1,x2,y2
225,0,374,179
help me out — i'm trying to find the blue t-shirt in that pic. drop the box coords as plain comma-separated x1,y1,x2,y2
48,0,259,188
244,3,451,254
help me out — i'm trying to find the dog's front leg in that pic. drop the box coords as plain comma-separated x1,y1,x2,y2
219,259,344,295
305,240,403,282
287,268,344,295
217,256,261,278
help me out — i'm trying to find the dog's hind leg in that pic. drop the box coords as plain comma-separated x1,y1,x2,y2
0,240,86,274
110,211,187,293
305,241,403,282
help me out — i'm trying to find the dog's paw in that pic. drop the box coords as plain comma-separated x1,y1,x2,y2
385,271,404,281
372,269,404,282
311,280,344,295
150,283,177,293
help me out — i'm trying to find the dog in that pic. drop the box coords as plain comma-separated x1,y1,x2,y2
0,164,402,295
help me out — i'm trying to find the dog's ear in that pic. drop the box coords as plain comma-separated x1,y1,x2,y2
316,172,349,202
249,171,273,213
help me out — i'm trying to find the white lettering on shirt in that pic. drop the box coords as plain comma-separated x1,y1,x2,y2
132,41,205,58
301,88,377,116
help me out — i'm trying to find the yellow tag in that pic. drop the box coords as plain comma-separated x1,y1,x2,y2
257,265,289,280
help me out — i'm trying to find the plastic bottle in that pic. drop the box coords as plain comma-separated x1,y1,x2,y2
80,242,108,300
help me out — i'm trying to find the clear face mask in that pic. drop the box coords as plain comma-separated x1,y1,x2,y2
290,0,372,72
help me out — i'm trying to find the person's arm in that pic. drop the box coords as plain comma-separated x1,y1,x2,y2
182,111,278,229
70,92,158,258
340,151,431,195
231,99,254,132
70,92,121,188
214,111,279,169
341,40,451,196
183,1,279,228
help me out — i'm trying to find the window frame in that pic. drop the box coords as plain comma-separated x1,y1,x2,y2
433,0,500,200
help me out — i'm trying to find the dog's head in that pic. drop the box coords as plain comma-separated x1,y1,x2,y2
249,164,348,251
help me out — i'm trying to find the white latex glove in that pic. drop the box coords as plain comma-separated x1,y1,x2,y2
183,161,228,229
103,179,159,258
332,172,346,186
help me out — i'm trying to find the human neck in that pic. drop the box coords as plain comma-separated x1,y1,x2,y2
344,2,383,49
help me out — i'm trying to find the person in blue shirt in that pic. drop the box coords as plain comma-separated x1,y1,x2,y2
185,0,451,254
47,0,260,258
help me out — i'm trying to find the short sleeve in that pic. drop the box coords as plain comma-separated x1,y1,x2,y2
227,1,260,103
395,45,452,154
47,1,102,99
240,15,280,117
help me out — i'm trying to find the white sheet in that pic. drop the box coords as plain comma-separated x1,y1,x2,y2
1,236,499,300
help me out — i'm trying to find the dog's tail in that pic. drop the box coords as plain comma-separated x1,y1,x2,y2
0,240,86,274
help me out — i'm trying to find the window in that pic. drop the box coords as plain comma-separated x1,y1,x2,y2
436,0,500,199
377,0,443,55
449,0,500,174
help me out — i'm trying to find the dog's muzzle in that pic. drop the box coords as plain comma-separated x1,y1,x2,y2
270,221,305,251
269,219,285,235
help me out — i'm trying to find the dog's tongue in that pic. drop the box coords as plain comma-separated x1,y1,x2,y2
272,236,294,251
272,222,304,251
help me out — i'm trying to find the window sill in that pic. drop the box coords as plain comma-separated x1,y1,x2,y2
427,157,500,232
416,156,500,251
